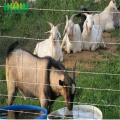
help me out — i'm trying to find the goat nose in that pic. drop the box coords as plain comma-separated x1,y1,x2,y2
53,38,55,41
68,34,71,38
89,28,92,31
67,104,72,111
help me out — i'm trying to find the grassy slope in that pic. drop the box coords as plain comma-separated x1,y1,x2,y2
0,0,120,119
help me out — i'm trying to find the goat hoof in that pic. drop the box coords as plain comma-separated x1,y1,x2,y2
70,50,73,54
105,47,110,49
64,51,67,54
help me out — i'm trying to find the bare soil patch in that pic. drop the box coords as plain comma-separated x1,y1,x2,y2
62,32,119,69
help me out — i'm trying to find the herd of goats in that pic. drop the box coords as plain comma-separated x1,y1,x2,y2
5,0,120,113
33,0,120,62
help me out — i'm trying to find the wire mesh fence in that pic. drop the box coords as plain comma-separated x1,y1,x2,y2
0,0,120,119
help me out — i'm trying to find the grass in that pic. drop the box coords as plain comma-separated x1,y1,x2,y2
0,0,120,119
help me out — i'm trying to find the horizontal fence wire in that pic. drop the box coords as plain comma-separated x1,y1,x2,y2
0,65,119,76
0,5,120,13
0,94,120,108
0,79,120,92
0,36,120,45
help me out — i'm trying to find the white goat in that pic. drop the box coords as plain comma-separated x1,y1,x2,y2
33,22,63,62
82,13,106,51
93,0,117,31
94,0,113,4
61,14,83,54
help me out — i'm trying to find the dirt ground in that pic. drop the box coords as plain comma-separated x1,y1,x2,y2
62,32,119,69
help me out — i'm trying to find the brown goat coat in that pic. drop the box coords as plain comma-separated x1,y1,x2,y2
6,50,50,101
6,49,75,113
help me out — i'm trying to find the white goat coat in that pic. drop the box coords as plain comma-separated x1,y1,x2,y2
93,1,116,31
62,24,83,53
33,36,63,62
82,24,105,51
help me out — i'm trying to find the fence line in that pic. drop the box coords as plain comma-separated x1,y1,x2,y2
0,5,120,14
0,65,119,76
0,35,120,45
0,94,120,108
0,79,120,92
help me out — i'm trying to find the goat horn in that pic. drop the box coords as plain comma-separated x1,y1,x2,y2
70,14,77,21
66,15,68,21
81,5,84,9
73,60,78,84
56,23,64,28
47,21,53,28
63,29,66,37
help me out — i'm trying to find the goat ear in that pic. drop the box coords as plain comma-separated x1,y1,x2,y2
66,15,68,21
59,80,64,86
81,5,84,9
58,32,61,38
44,31,51,34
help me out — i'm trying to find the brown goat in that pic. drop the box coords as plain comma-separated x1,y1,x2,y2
6,41,76,113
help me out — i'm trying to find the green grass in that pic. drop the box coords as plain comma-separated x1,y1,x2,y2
0,0,120,119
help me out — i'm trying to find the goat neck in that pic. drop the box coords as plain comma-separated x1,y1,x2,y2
68,24,74,42
84,21,92,35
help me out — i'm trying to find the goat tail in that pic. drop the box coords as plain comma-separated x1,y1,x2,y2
7,41,19,57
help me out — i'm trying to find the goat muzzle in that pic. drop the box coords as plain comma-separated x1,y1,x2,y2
66,102,73,111
89,27,92,31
